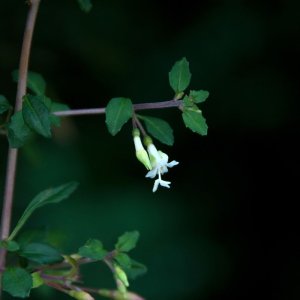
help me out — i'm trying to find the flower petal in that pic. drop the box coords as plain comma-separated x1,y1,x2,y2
159,179,171,189
158,151,169,163
152,179,160,192
146,168,158,178
148,144,160,161
167,160,179,168
161,165,169,174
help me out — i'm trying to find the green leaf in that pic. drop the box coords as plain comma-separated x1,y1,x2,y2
7,111,32,148
22,94,51,137
0,240,20,252
189,90,209,103
77,0,93,12
9,182,78,240
49,115,60,127
12,70,46,95
49,102,69,112
182,110,208,136
124,259,147,280
105,97,133,135
43,97,69,127
43,96,69,112
183,95,193,107
0,95,11,114
138,115,174,146
169,57,191,94
2,267,33,298
17,228,48,247
115,231,139,252
114,253,131,269
19,243,63,265
78,239,108,260
182,96,201,112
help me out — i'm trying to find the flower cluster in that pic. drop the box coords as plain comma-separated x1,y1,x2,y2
133,129,179,192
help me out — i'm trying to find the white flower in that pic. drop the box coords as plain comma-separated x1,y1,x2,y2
145,143,179,192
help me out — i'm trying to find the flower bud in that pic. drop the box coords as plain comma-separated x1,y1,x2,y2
69,290,95,300
143,135,152,147
98,289,145,300
115,265,129,288
132,129,152,170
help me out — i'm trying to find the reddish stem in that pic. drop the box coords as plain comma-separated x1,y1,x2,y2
0,0,41,287
54,99,182,117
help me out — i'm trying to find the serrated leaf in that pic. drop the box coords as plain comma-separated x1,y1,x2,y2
169,57,191,94
138,115,174,146
114,253,131,269
115,231,139,252
9,182,78,240
105,97,133,135
182,110,208,135
124,259,147,280
78,239,108,260
183,95,192,107
7,111,32,148
22,94,51,137
0,95,11,114
77,0,93,12
182,97,200,112
19,242,63,265
2,267,33,298
0,240,20,252
12,70,46,95
189,90,209,103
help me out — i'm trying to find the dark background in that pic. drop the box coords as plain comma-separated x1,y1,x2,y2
1,0,299,299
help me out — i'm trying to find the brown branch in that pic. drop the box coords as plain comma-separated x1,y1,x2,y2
0,0,41,291
54,99,182,117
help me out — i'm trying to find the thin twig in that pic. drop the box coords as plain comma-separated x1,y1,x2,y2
0,0,41,290
40,273,68,282
15,0,41,112
37,257,94,272
132,112,147,136
54,99,182,117
44,281,69,294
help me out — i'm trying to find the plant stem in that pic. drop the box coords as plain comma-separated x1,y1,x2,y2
133,113,147,136
15,0,41,112
44,281,69,294
41,273,68,282
0,0,41,288
54,99,183,117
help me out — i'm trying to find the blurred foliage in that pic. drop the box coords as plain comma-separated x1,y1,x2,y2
1,0,299,299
